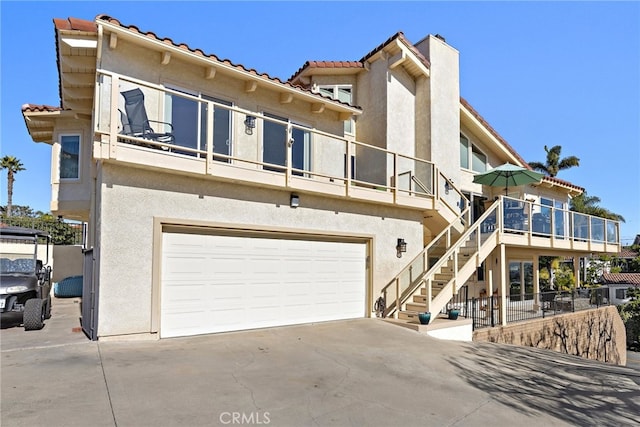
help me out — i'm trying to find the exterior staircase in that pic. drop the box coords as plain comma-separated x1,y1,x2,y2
380,200,500,324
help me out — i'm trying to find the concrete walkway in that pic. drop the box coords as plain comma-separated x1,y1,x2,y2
2,298,639,427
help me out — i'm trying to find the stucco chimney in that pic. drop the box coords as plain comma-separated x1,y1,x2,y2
414,35,460,180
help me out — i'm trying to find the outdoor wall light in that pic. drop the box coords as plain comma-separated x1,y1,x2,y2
444,181,451,195
290,194,299,208
244,115,256,135
396,238,407,258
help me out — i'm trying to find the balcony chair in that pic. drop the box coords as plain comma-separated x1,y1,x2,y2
120,88,175,148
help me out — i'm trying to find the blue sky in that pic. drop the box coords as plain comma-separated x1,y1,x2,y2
1,1,639,244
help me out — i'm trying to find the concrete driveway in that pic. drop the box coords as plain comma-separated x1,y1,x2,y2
2,298,640,427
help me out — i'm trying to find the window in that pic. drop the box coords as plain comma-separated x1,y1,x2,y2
263,113,311,175
461,133,487,173
460,134,469,169
615,288,627,300
60,135,80,179
165,86,233,158
318,85,354,134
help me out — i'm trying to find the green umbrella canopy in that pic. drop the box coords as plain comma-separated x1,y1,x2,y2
473,163,544,195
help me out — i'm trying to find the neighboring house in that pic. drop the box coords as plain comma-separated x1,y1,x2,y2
600,273,640,305
21,15,621,340
613,247,639,272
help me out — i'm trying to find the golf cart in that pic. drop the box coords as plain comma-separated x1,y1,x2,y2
0,225,53,330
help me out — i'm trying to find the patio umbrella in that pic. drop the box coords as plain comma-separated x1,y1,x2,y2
473,163,544,195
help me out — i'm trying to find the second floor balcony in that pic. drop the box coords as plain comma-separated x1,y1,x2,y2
94,71,466,220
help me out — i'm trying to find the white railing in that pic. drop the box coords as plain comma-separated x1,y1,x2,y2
380,196,621,319
502,196,620,245
94,71,442,209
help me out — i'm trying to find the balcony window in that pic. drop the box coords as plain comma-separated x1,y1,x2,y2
319,85,354,134
460,134,469,169
461,133,486,173
60,135,80,180
165,87,233,158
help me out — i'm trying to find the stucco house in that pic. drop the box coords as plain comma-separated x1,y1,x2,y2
21,15,621,340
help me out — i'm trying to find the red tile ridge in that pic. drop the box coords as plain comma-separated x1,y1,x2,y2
53,17,97,33
21,104,63,113
94,15,360,112
541,175,584,192
601,272,640,286
289,61,364,84
289,32,431,84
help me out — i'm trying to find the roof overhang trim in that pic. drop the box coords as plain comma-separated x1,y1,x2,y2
97,20,361,116
460,105,522,165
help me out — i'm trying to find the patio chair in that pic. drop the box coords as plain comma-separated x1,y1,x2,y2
120,88,175,147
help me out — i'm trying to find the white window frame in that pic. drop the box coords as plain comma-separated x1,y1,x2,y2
318,84,354,135
164,84,234,157
59,133,81,181
460,132,487,173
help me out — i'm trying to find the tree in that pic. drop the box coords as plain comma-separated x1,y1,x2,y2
528,145,580,177
618,287,640,350
0,156,26,217
570,192,626,222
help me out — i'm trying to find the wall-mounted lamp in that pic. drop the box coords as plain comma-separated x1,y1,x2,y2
244,115,256,135
290,194,299,208
396,238,407,258
444,181,451,195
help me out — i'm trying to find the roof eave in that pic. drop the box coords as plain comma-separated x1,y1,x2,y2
99,19,361,116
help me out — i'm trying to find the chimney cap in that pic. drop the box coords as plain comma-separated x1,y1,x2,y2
434,34,446,42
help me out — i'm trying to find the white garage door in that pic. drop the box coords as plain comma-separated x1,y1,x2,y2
160,232,367,338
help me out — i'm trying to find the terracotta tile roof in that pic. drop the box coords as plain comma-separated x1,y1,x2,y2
541,176,584,193
601,273,640,286
21,104,62,113
95,15,360,112
290,32,432,82
53,17,97,33
619,248,640,258
359,31,430,68
289,61,364,83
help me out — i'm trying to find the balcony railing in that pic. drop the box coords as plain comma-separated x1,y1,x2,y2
500,196,620,245
94,71,459,214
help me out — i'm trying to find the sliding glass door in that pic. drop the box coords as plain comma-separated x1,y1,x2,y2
263,113,310,174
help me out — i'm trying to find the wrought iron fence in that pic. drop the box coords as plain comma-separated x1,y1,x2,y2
0,216,84,246
452,288,611,330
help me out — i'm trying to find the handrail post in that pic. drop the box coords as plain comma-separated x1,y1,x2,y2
108,74,120,158
345,140,352,196
394,278,400,319
393,152,398,204
205,99,214,175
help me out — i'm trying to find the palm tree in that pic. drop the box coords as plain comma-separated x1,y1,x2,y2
0,156,26,217
528,145,580,177
570,192,625,222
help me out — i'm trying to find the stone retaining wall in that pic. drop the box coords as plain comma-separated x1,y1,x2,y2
473,306,627,366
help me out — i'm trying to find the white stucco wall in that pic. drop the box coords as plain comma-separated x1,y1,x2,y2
51,245,84,282
95,163,424,337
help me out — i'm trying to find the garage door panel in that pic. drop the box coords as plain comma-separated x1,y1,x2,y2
161,233,366,338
